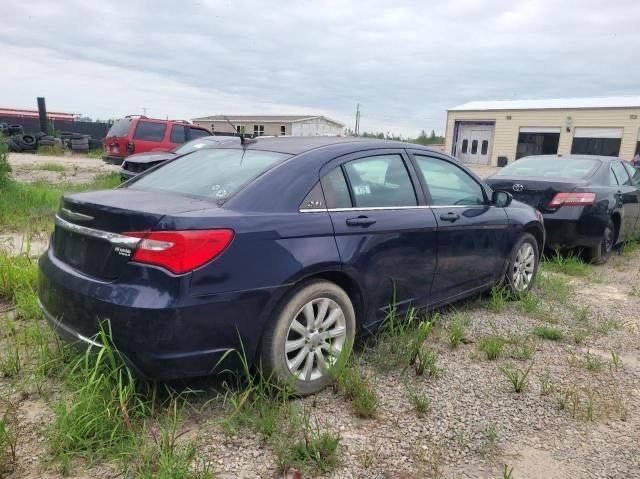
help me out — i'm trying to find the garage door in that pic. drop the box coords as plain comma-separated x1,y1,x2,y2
516,127,561,159
455,124,494,165
571,127,623,156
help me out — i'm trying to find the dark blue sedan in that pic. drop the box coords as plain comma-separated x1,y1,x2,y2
38,137,544,394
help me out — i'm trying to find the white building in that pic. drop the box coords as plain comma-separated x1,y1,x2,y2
192,115,344,137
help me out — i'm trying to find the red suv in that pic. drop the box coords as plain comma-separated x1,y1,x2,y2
102,116,211,165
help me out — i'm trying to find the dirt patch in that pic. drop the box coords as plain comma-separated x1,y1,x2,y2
8,152,119,184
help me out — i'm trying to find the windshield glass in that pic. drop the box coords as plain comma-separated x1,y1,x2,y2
129,149,290,201
107,118,132,138
495,157,600,179
172,137,219,155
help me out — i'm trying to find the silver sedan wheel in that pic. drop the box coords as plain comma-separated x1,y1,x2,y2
512,242,536,291
285,297,347,382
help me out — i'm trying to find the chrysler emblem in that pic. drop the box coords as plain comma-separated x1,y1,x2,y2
512,184,524,192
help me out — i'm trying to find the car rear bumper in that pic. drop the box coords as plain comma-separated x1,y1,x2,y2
103,155,126,165
38,248,282,380
543,209,606,250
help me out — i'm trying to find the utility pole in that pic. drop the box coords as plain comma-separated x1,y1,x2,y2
354,103,361,136
142,107,147,116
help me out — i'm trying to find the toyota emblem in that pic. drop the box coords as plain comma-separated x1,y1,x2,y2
512,184,524,192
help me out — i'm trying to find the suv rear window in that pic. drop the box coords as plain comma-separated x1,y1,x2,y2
129,149,290,201
134,121,167,141
107,118,132,138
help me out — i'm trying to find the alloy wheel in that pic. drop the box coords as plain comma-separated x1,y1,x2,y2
512,242,536,291
284,297,347,381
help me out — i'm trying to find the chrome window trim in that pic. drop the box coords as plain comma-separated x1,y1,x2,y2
54,215,141,247
299,204,486,213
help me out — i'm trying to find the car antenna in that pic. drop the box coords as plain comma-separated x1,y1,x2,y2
222,115,256,147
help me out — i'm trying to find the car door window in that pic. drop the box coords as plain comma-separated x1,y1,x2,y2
134,121,166,141
622,161,640,186
611,161,631,186
170,125,187,144
415,155,486,206
342,155,417,207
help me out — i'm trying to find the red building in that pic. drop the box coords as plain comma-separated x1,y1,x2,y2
0,107,76,122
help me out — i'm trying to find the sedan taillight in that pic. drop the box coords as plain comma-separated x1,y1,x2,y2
123,229,234,274
547,192,596,208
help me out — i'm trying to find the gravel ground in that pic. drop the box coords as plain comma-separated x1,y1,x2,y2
7,152,118,184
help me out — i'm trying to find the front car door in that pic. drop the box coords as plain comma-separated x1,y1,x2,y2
408,151,510,304
621,161,640,237
320,149,438,328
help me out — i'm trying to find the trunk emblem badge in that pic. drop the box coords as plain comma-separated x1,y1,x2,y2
512,184,524,192
61,208,94,222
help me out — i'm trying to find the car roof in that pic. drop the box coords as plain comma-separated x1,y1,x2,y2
519,154,619,163
220,136,441,155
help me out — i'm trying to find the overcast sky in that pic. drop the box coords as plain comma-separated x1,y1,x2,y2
1,0,638,137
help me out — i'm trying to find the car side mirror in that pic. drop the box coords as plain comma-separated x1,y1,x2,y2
492,190,513,207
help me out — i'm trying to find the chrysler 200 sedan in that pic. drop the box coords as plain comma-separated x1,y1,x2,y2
39,137,544,394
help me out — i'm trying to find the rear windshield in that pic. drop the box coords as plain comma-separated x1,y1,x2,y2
106,118,132,138
129,149,290,201
495,157,600,179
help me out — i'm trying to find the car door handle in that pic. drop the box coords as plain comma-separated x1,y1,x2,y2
346,216,376,227
440,212,461,222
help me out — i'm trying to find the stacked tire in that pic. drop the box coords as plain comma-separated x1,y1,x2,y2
70,134,89,153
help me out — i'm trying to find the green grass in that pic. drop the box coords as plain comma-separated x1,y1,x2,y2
36,162,66,172
447,311,469,349
499,362,533,393
87,148,106,159
0,406,18,473
532,326,564,341
478,334,505,360
0,173,121,232
333,360,378,418
544,251,592,276
620,240,640,257
37,145,65,156
0,251,39,321
47,326,148,464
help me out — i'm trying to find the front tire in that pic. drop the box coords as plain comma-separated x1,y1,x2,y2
505,233,539,293
259,280,356,395
586,219,614,265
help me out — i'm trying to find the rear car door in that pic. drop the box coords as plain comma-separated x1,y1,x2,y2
409,152,510,304
132,120,168,153
320,150,438,326
169,124,188,147
610,160,640,241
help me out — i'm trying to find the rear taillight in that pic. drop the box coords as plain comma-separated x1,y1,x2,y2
547,192,595,208
124,229,234,274
126,141,135,153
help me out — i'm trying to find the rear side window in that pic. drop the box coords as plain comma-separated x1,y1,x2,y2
415,155,485,206
130,149,290,201
321,168,352,208
107,118,132,138
170,125,187,144
134,121,167,141
611,161,631,186
190,127,210,139
342,155,417,207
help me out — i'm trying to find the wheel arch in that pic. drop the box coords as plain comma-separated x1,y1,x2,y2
524,222,544,254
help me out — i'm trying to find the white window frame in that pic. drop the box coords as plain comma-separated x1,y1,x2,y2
280,124,286,136
253,124,265,136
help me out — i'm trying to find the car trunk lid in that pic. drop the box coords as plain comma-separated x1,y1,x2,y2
487,177,589,212
53,189,216,280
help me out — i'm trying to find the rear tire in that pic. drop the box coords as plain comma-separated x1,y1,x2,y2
259,280,356,395
586,219,614,265
505,233,539,293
